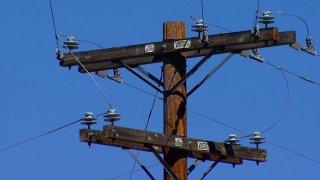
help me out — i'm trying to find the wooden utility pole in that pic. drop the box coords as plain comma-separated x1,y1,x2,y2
163,22,187,180
58,20,296,179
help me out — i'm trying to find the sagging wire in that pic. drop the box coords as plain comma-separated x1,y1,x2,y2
0,114,95,152
261,66,290,134
129,69,163,180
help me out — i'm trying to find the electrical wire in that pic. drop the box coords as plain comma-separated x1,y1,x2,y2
266,140,320,165
201,0,205,21
0,119,80,152
262,66,290,134
48,0,59,46
253,0,261,26
188,108,251,136
0,113,106,152
78,39,105,49
123,82,163,100
278,12,310,37
57,37,113,108
265,61,320,87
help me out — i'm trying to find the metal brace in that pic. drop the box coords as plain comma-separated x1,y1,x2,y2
187,53,234,97
127,150,155,180
122,62,164,94
198,158,221,180
148,145,179,180
187,159,203,175
167,50,215,95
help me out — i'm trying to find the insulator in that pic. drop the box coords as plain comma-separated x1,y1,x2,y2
258,11,275,27
104,108,120,125
80,112,97,129
225,134,240,145
191,19,208,33
63,37,79,50
250,131,265,145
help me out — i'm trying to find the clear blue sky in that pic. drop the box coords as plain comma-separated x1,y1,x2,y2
1,0,319,179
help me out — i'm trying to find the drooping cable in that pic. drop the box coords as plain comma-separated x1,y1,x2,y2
278,12,310,37
48,0,59,47
262,67,290,133
57,37,113,108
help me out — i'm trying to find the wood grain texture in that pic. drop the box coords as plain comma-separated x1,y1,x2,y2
163,21,187,180
58,28,296,72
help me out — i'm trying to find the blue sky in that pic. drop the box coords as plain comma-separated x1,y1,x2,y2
1,0,319,179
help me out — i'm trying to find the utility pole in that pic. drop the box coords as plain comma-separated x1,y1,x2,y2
58,21,296,179
163,22,187,180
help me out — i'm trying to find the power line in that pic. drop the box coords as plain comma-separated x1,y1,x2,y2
262,66,290,134
0,113,106,152
266,140,320,165
264,61,320,87
48,0,58,46
0,119,80,152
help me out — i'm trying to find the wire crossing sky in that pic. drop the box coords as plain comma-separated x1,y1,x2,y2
1,0,320,180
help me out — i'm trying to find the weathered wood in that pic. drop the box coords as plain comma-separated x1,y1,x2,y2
79,128,242,164
79,126,267,163
75,31,295,72
163,22,187,180
59,28,295,71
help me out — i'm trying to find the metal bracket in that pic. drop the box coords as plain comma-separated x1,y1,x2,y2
148,145,179,180
135,66,164,87
187,53,234,97
187,159,203,175
198,158,221,180
167,50,215,95
121,62,164,94
127,150,156,180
